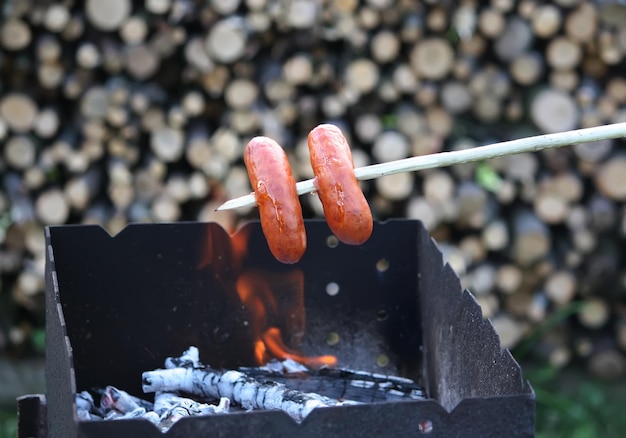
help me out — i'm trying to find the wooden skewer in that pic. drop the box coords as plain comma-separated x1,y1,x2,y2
216,122,626,211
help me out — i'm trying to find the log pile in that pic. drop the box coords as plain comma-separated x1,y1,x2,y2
1,1,626,378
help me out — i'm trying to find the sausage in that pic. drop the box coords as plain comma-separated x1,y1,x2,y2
308,124,373,245
244,136,306,264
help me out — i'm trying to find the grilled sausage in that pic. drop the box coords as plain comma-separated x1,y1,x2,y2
244,136,306,264
308,124,373,245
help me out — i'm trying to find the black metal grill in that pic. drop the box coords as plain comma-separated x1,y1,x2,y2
18,219,534,437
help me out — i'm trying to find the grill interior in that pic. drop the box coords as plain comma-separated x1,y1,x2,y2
39,220,534,438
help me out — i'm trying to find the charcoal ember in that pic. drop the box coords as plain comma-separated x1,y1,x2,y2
80,345,427,428
241,365,427,403
99,385,153,413
153,392,229,432
75,391,102,420
104,407,148,420
76,387,228,432
153,392,230,417
142,367,346,423
146,346,352,422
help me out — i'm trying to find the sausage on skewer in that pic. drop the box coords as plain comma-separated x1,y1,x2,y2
244,136,307,264
308,124,373,245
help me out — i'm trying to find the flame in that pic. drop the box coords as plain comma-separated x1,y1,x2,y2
254,340,267,365
198,225,250,272
236,269,336,368
201,224,337,368
262,327,337,367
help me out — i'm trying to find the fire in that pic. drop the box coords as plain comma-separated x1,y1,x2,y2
262,328,337,368
198,225,250,273
202,224,337,368
236,270,337,368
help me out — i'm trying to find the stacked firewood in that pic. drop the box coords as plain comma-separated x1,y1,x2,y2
0,1,625,378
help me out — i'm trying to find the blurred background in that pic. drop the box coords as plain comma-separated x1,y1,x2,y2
1,0,626,436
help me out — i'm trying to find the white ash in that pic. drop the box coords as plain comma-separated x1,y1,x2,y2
258,357,309,374
76,391,102,421
142,366,353,423
76,391,96,412
370,372,415,384
76,385,228,432
147,347,357,422
154,391,230,417
99,385,152,414
350,380,376,389
76,346,334,429
153,392,230,432
164,345,201,369
104,407,152,421
142,410,161,425
240,355,427,403
76,345,424,430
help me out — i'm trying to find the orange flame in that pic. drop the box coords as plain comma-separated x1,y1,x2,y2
199,225,250,272
262,327,337,368
236,269,336,368
201,224,337,368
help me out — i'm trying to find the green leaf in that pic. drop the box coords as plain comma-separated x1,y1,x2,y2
571,422,598,438
475,162,502,192
31,328,45,354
